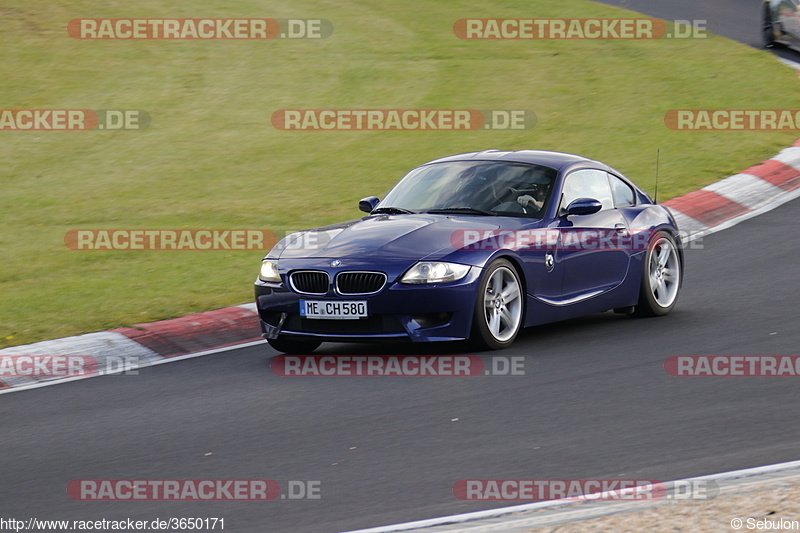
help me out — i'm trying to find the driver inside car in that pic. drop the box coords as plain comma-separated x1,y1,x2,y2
516,184,549,211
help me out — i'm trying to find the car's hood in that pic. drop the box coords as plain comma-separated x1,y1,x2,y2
271,214,531,261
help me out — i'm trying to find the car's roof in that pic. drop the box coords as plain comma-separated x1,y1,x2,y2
423,150,605,172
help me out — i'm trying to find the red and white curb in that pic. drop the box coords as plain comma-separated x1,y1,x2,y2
0,303,261,393
2,141,800,394
663,142,800,239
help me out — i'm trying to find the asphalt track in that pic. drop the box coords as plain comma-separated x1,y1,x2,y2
4,199,800,533
595,0,763,47
3,2,800,533
594,0,800,60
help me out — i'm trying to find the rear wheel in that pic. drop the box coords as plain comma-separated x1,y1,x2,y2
632,232,682,317
471,259,524,349
267,337,322,354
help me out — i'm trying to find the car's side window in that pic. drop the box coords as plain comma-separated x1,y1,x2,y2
609,173,636,207
559,169,614,213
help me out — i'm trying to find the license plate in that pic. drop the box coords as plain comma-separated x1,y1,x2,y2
300,300,368,320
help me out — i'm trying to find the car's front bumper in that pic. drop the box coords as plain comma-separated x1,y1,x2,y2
254,261,482,343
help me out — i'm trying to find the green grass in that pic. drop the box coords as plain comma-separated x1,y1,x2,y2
1,0,799,348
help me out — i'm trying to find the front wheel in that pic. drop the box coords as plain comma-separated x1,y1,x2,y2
763,3,776,48
632,231,682,317
267,336,322,354
471,259,524,349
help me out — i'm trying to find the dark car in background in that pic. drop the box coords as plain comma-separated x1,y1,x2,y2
764,0,800,51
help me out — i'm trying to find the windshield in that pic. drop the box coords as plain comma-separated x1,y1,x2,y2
379,161,557,218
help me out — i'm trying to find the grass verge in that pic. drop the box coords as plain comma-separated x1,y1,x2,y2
1,0,799,348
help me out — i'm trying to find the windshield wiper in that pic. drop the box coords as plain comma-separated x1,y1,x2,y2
371,206,415,215
425,207,497,216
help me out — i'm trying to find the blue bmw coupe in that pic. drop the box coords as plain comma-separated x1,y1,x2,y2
255,150,683,353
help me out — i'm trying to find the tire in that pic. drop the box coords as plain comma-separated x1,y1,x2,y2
763,3,776,48
267,336,322,354
471,259,524,349
632,231,682,317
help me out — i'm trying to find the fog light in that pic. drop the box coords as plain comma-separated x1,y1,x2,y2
411,312,452,329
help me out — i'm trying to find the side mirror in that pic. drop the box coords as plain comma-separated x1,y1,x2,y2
359,196,380,213
565,198,602,216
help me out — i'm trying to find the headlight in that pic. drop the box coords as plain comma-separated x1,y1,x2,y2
259,260,281,282
400,262,470,284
